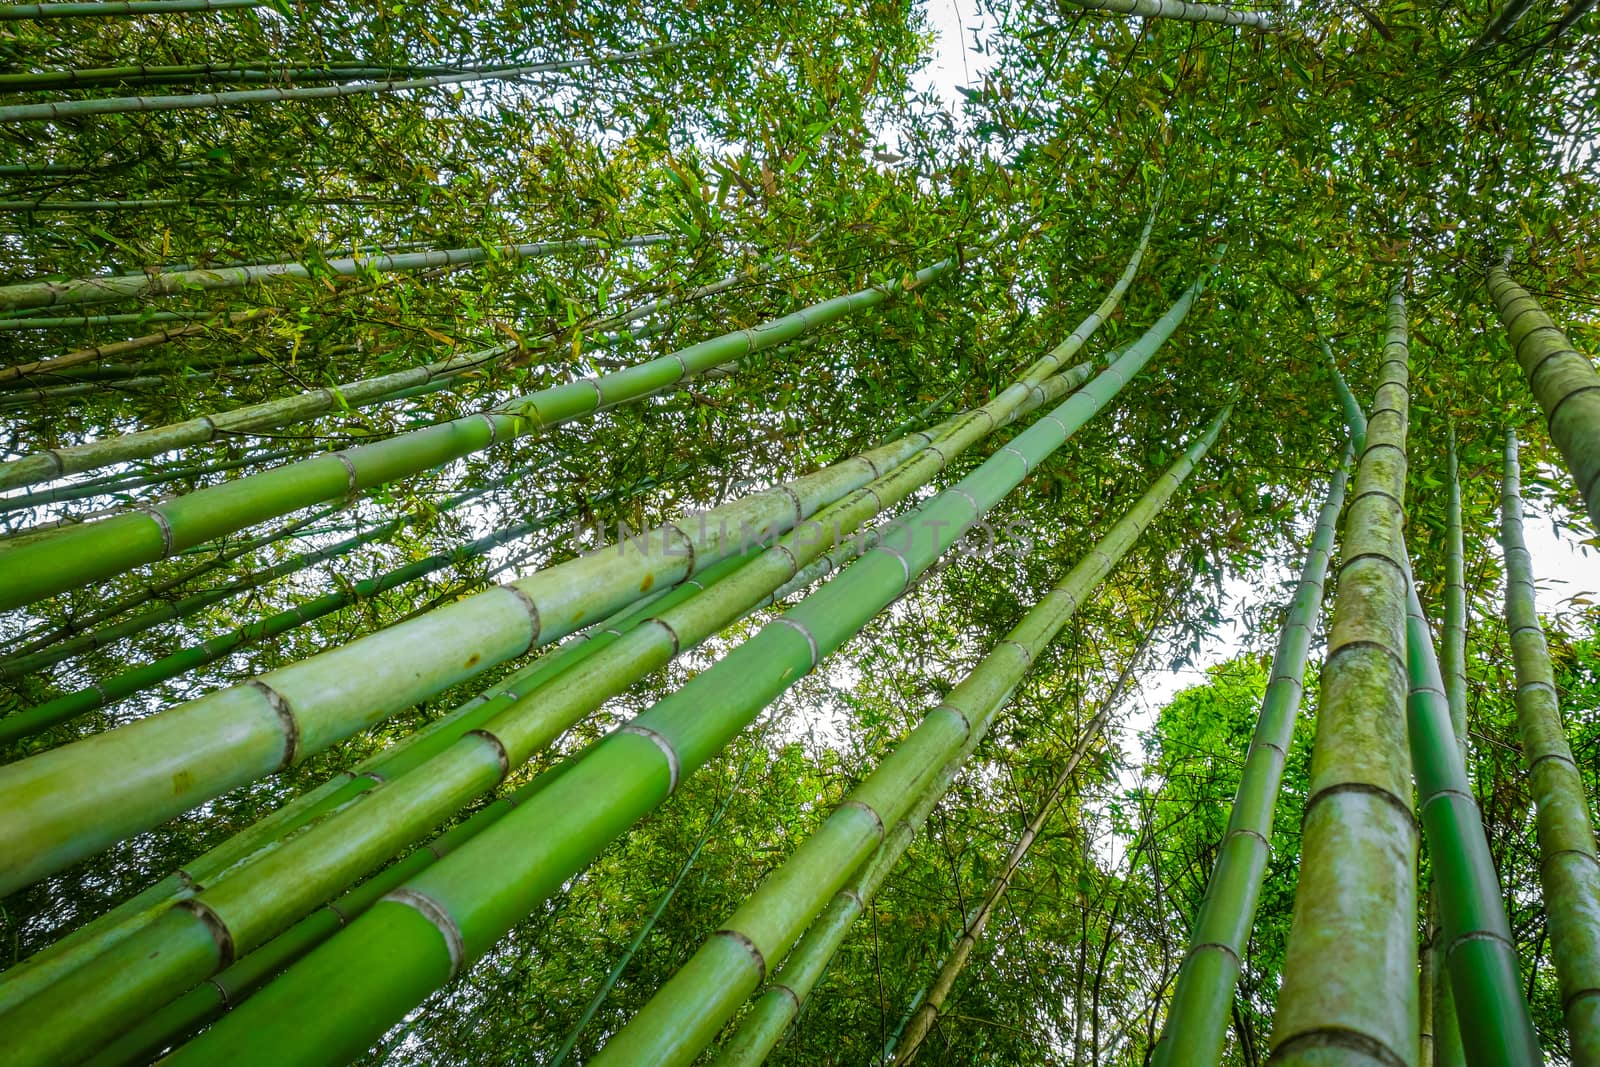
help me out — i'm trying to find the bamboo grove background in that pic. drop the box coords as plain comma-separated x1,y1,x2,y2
0,0,1599,1063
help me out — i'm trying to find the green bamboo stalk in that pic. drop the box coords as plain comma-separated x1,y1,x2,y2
892,700,1117,1064
0,355,1095,1062
0,197,409,211
1151,445,1352,1067
548,740,761,1066
0,0,260,16
0,310,214,330
0,309,271,386
0,260,948,609
0,458,543,675
1426,427,1471,1067
0,59,537,92
0,341,512,491
1402,554,1543,1064
154,268,1210,1067
0,445,304,515
1059,0,1274,29
595,405,1231,1067
1485,265,1600,533
1269,283,1419,1065
1469,0,1539,50
1501,429,1600,1065
712,716,988,1067
0,233,671,313
3,501,348,658
0,44,677,123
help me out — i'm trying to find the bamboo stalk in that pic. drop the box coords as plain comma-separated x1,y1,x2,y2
0,308,271,387
1151,439,1352,1066
0,0,261,17
1401,554,1543,1064
1059,0,1275,29
0,259,946,609
0,233,671,312
1269,283,1419,1064
1485,265,1600,533
0,59,542,92
597,406,1231,1067
0,43,678,123
150,267,1210,1067
1501,429,1600,1065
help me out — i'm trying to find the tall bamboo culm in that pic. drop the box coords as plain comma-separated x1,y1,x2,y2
1486,265,1600,533
1401,558,1541,1064
1269,283,1419,1064
1502,429,1600,1066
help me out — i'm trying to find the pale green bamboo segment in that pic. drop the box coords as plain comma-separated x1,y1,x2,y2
1486,266,1600,533
1151,440,1351,1067
1061,0,1274,29
1444,431,1468,747
0,43,677,123
0,393,946,895
158,269,1213,1067
1502,429,1600,1066
1320,329,1369,454
0,233,671,312
0,0,259,16
0,259,950,611
0,308,270,387
1270,283,1419,1066
712,732,982,1067
1401,556,1541,1065
591,405,1231,1067
893,701,1112,1065
1427,428,1471,1067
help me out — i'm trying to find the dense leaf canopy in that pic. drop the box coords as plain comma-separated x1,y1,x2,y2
1,0,1598,1063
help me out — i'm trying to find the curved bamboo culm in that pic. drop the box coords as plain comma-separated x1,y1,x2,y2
0,233,671,313
1270,282,1419,1065
0,269,742,493
0,59,560,93
1469,0,1539,50
0,209,1163,1060
0,260,951,610
0,0,261,16
595,405,1232,1067
1501,429,1600,1066
1150,439,1353,1064
1059,0,1275,30
1401,554,1542,1064
891,694,1121,1065
1425,429,1471,1067
150,267,1212,1067
0,43,679,122
0,308,272,386
1485,265,1600,533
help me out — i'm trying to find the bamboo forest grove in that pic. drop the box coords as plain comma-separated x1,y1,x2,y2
5,2,1600,1066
